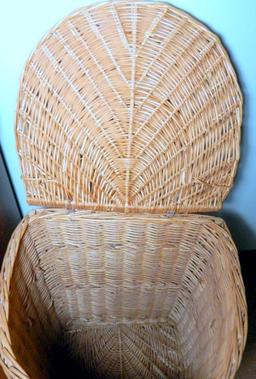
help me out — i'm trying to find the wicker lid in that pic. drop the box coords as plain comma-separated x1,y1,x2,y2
16,0,242,213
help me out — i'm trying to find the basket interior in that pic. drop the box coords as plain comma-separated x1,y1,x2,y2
6,211,244,379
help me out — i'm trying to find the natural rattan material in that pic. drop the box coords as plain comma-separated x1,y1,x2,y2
16,1,242,213
0,210,247,379
0,1,247,378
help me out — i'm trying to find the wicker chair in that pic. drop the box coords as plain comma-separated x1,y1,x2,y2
0,1,247,378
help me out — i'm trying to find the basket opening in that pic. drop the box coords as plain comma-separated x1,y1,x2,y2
5,212,244,379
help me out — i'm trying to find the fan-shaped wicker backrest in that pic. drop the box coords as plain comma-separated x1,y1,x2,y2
16,0,242,213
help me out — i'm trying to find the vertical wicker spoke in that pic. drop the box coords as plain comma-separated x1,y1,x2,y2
135,17,188,90
125,3,137,208
110,4,131,53
53,30,127,145
84,10,130,86
132,37,217,147
67,20,128,110
42,46,122,158
138,6,167,50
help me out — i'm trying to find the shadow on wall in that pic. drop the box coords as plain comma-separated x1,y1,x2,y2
0,145,21,265
218,73,256,250
219,210,256,251
216,33,255,251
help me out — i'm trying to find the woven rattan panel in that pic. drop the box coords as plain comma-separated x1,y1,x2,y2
0,210,247,378
16,1,242,212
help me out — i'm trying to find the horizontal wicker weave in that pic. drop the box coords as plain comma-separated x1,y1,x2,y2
0,1,247,378
0,210,247,379
16,0,242,213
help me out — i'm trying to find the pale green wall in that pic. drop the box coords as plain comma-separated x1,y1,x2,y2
0,0,255,249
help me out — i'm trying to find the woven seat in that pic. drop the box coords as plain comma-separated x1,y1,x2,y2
0,1,247,379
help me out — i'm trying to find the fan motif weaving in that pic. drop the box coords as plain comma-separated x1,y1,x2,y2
16,0,242,212
0,1,247,379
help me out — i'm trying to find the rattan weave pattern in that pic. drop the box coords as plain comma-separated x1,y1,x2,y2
16,1,242,212
0,210,247,379
0,2,247,378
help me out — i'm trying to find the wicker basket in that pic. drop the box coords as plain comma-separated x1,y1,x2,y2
0,211,247,378
0,1,247,379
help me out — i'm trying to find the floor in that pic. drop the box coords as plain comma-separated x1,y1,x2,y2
0,252,255,378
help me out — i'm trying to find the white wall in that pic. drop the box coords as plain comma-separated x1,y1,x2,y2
0,0,255,249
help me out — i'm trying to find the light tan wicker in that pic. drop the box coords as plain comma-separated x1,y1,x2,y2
0,1,247,379
0,210,247,379
16,0,242,213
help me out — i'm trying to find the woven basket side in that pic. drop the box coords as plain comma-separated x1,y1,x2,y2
0,211,247,378
0,217,37,379
0,216,65,379
16,1,242,212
